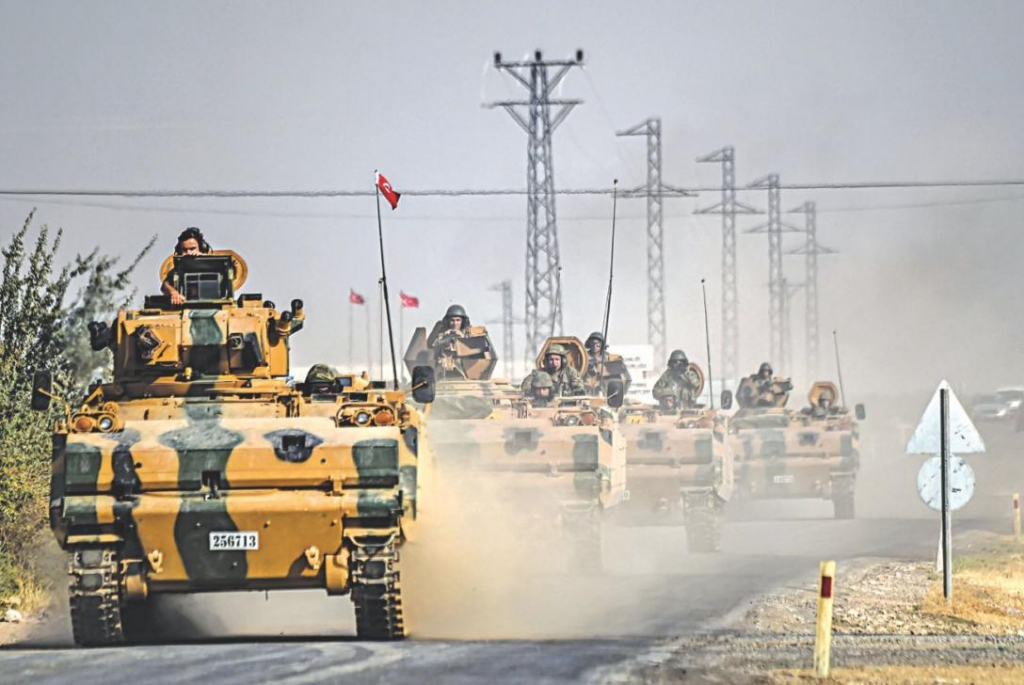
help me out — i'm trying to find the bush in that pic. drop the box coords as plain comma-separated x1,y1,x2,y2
0,211,152,608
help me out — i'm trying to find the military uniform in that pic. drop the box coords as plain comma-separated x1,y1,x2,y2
522,343,586,397
737,362,792,408
652,350,700,408
429,304,470,378
652,367,701,407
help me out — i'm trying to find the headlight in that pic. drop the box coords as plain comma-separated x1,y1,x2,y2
355,411,373,426
72,415,96,433
563,415,580,426
97,415,115,432
374,409,395,426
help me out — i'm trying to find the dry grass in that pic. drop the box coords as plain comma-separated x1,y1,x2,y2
919,537,1024,633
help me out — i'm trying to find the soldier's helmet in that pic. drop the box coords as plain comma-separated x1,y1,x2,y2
668,349,689,366
444,304,469,328
546,343,568,358
758,362,773,377
305,363,337,384
531,371,554,389
585,331,605,350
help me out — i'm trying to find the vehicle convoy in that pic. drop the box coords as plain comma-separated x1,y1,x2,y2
729,377,863,519
404,325,627,568
34,251,434,646
618,362,734,553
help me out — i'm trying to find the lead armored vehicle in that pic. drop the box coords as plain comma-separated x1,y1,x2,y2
729,378,862,519
618,362,734,552
34,251,434,645
404,327,627,568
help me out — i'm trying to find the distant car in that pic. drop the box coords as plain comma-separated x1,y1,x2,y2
994,387,1024,411
972,393,1016,422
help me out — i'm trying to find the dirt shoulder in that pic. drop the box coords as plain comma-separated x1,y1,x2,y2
627,531,1024,684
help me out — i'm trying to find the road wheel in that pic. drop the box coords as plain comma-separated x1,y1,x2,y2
833,492,855,520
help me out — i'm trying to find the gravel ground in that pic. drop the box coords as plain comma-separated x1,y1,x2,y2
622,532,1024,683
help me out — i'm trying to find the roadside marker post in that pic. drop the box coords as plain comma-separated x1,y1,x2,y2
813,560,836,679
1014,493,1021,541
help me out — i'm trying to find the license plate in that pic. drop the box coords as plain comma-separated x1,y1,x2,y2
209,532,259,551
773,474,795,484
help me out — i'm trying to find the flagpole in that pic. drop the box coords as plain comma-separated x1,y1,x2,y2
378,279,384,380
399,302,405,385
348,297,354,371
375,176,401,390
365,302,372,375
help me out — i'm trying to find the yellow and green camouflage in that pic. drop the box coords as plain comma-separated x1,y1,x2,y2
405,328,627,570
619,362,733,552
43,251,431,645
729,380,860,519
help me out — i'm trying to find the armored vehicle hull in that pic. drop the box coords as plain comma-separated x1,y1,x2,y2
42,251,432,645
728,407,859,519
619,407,733,552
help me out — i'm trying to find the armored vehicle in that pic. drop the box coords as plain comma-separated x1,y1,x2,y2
34,251,434,645
729,379,863,519
404,328,627,569
618,362,734,552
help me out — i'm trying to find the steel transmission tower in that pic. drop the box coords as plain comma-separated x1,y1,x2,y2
780,277,803,378
488,280,522,380
787,202,836,380
487,50,584,363
618,119,667,365
747,174,800,373
695,146,758,381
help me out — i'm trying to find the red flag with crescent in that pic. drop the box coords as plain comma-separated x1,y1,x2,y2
349,289,365,305
400,292,419,308
376,171,401,210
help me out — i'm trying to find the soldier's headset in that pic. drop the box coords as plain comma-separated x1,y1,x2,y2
174,227,212,255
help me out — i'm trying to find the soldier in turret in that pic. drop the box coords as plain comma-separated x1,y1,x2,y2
161,227,212,305
428,304,471,378
303,363,338,395
522,344,585,397
526,371,556,407
652,349,701,408
737,362,793,408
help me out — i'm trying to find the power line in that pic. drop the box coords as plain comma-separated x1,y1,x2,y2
3,179,1024,199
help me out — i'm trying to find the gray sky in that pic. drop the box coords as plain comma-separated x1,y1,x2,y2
1,0,1022,395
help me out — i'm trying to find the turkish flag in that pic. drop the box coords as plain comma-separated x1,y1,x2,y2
400,292,419,308
376,171,401,210
349,289,365,305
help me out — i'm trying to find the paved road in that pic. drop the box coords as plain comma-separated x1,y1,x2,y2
0,512,977,685
4,415,1019,684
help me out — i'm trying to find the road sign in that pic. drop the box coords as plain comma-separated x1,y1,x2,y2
917,455,975,512
906,380,986,455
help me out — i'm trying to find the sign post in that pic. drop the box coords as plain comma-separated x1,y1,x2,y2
907,380,985,606
939,388,952,603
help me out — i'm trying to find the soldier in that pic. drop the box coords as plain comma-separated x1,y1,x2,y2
428,304,471,378
737,362,793,408
303,363,338,395
526,371,556,407
162,227,212,305
652,349,700,408
582,331,607,396
804,386,836,419
522,344,585,397
428,304,469,347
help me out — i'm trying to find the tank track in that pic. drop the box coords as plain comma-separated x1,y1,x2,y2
68,547,126,647
683,494,723,553
351,539,405,640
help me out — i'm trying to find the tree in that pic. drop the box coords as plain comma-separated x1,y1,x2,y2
0,211,152,599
